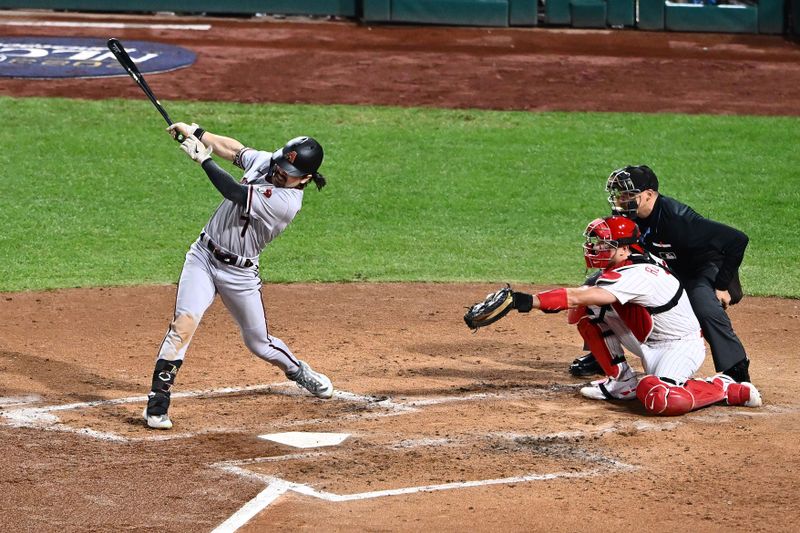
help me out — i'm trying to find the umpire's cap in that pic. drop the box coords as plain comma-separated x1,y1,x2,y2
623,165,659,192
274,136,324,177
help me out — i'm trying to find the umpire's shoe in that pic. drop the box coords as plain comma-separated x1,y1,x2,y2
287,360,334,399
722,358,751,383
143,391,173,430
569,353,603,377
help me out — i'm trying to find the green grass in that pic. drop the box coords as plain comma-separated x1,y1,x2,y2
1,97,798,297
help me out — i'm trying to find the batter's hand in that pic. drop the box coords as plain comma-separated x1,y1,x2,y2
180,135,213,164
716,289,731,309
168,122,197,141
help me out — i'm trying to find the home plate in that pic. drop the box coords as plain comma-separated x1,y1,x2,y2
258,432,350,449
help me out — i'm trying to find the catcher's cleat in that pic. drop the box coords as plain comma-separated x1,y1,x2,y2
569,353,603,377
712,374,762,407
286,360,333,399
581,372,638,401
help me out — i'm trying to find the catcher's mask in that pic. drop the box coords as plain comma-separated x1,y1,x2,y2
606,165,658,218
273,136,327,190
583,216,641,269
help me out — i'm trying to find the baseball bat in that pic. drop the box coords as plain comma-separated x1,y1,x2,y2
107,38,184,142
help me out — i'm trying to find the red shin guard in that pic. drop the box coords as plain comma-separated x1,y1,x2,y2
637,375,726,416
725,384,749,405
576,318,623,379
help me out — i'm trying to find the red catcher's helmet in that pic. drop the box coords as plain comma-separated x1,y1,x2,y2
583,216,641,268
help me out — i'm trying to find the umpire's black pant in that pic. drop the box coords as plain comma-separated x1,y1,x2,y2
683,263,748,373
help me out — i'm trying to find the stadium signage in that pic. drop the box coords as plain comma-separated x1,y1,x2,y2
0,37,195,79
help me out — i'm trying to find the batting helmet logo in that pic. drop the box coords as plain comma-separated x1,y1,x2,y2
274,136,324,178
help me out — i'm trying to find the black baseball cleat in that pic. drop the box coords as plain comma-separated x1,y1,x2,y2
722,358,751,383
569,353,603,377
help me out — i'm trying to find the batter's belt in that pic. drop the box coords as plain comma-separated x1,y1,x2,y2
199,232,254,268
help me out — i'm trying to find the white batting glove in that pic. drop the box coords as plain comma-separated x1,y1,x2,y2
180,135,213,164
167,122,196,140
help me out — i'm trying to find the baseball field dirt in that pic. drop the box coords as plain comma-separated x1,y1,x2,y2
1,11,799,532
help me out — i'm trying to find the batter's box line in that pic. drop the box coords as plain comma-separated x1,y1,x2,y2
3,384,789,443
210,458,637,533
209,429,640,533
0,383,406,442
0,383,583,443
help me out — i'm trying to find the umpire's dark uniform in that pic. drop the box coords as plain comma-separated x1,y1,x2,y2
635,194,751,382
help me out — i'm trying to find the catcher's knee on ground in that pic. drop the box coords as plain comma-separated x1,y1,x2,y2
637,375,726,416
637,376,695,415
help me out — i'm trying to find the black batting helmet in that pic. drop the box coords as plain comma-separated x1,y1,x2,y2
274,136,324,177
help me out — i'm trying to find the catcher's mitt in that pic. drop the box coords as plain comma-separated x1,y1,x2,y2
464,285,515,330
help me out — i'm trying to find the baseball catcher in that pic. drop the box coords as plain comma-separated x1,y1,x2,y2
464,215,762,416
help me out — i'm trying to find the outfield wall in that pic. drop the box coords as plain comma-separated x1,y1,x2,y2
0,0,788,34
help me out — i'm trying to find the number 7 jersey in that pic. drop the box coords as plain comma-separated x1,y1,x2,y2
202,147,303,259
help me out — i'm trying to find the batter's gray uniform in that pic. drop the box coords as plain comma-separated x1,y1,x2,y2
158,148,302,371
144,131,332,430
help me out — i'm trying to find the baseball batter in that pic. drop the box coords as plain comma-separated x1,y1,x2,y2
510,216,761,415
143,121,333,430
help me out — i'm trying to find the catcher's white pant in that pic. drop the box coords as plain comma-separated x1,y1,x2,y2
156,240,300,373
590,304,705,383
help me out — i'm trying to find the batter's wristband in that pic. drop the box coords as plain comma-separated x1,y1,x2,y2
193,127,206,141
536,288,568,312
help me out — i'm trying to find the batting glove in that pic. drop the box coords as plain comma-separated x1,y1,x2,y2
180,135,213,164
168,122,196,141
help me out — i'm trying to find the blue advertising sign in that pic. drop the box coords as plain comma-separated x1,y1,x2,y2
0,37,195,79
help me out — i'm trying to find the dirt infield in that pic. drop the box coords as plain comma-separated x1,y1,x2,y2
1,285,799,531
1,10,800,532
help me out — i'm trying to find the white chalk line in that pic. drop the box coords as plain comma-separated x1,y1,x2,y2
210,435,638,533
0,383,396,442
1,383,291,440
0,384,568,442
0,21,211,30
0,395,41,408
210,483,288,533
209,405,795,532
4,384,790,532
2,384,793,443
